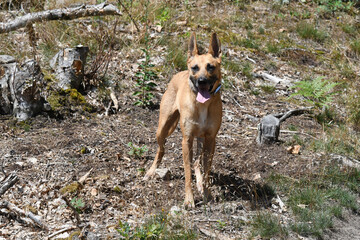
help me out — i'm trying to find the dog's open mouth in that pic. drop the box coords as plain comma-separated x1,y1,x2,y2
196,85,213,103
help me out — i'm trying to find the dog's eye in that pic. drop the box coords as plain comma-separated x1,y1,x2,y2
207,64,215,72
191,65,199,72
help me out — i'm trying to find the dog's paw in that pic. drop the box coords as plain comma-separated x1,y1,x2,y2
184,193,195,209
184,200,195,209
143,171,155,181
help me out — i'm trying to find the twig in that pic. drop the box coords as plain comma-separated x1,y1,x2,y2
62,195,81,226
117,0,140,32
0,201,47,229
0,173,19,196
48,226,77,239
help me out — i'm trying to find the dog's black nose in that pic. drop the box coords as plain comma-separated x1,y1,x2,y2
197,77,207,85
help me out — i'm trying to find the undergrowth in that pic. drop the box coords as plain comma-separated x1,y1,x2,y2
265,165,360,239
116,210,197,240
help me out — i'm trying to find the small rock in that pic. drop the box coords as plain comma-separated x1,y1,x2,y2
27,157,38,164
155,168,171,180
170,205,181,216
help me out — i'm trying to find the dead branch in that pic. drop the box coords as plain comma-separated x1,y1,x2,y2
48,226,77,239
0,200,47,229
0,159,7,182
61,195,81,226
252,71,291,86
277,108,312,123
330,154,360,169
0,173,19,196
117,0,140,32
0,2,122,34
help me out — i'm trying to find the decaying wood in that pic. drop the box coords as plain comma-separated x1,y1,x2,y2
253,71,291,86
257,108,312,145
109,87,119,111
330,154,360,169
0,3,122,34
0,173,19,196
0,200,47,229
50,46,89,90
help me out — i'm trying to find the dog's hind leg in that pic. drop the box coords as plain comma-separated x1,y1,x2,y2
143,109,179,181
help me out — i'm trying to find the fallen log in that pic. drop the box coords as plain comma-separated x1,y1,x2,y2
0,201,47,229
0,2,122,34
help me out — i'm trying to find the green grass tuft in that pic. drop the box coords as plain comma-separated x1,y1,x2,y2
296,22,328,43
251,212,288,239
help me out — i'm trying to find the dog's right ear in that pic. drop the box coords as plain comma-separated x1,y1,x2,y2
188,32,199,58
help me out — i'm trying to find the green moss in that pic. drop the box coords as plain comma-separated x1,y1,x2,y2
47,88,95,114
59,182,81,195
65,89,86,103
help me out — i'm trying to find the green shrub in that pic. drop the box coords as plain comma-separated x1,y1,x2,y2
289,76,339,110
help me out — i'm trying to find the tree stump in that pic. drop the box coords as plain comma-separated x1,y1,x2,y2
257,109,312,145
50,46,89,90
0,55,45,120
256,114,280,144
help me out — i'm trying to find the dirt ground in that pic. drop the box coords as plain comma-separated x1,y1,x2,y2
2,76,358,239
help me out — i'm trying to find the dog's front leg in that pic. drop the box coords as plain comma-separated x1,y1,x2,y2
182,136,195,208
202,136,216,202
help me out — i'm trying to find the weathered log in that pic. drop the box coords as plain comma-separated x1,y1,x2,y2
257,108,312,145
0,55,46,120
0,173,19,196
1,200,47,229
0,2,122,34
50,46,89,90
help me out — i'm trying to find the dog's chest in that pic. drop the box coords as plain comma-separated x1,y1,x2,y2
198,107,208,128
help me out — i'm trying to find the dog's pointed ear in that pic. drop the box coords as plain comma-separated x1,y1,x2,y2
208,33,221,58
188,32,199,58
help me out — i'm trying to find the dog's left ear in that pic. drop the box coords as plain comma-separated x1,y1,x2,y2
208,33,221,58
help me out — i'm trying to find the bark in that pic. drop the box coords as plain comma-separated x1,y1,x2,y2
0,2,122,34
1,56,46,120
50,46,89,90
0,173,19,196
1,200,47,229
257,108,312,145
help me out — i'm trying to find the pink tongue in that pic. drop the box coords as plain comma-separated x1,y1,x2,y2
196,89,211,103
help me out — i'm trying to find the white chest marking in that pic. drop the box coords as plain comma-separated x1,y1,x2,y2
198,107,208,128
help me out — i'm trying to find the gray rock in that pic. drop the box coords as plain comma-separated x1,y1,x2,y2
155,168,171,180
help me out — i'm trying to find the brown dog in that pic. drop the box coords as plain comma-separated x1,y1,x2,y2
143,32,222,208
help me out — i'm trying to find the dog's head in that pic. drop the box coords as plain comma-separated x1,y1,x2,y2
187,32,221,103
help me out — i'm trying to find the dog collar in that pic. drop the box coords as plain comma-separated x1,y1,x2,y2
211,84,222,95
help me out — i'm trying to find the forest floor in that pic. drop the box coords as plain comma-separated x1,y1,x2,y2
1,0,360,239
